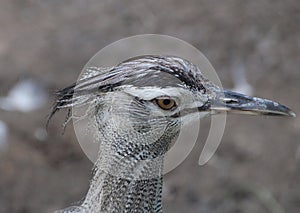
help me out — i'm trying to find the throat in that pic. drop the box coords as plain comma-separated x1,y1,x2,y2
77,117,179,212
82,159,164,213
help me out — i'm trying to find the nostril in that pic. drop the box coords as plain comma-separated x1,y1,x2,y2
223,98,239,104
226,100,238,104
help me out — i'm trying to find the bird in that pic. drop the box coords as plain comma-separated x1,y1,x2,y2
49,55,295,213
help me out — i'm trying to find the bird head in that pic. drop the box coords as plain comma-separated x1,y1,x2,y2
49,55,295,158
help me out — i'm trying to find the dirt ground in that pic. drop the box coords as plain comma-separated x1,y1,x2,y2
0,0,299,212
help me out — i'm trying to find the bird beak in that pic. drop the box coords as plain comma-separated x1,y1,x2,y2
209,90,296,117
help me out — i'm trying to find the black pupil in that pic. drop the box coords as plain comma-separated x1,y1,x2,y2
163,99,171,106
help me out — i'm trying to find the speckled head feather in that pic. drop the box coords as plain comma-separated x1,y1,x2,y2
48,55,212,126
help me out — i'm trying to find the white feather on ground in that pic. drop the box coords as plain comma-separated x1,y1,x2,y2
0,78,48,112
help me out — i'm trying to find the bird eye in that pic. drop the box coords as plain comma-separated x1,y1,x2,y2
155,97,177,110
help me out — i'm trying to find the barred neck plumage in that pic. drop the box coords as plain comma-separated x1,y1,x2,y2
81,165,163,212
79,114,178,212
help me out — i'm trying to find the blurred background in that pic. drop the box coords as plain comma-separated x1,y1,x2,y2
0,0,299,212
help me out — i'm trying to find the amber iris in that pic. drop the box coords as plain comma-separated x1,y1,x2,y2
156,98,176,110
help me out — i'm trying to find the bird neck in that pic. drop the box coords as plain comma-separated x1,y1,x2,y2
82,162,164,212
81,147,165,212
80,119,177,212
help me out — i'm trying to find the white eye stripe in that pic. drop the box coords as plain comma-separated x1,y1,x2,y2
122,86,187,100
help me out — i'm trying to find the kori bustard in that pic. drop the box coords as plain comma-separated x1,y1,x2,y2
50,55,295,213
